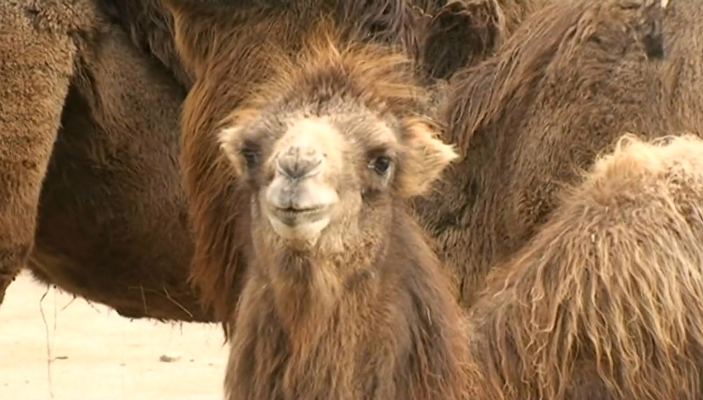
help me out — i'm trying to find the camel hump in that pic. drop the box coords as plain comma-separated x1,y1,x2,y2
585,134,703,203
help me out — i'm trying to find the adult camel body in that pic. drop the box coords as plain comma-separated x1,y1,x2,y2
0,0,205,321
469,133,703,400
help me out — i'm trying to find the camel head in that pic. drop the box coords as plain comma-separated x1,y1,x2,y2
218,36,458,252
219,104,458,250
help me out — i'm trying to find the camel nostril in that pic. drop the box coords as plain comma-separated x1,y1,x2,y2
277,147,323,179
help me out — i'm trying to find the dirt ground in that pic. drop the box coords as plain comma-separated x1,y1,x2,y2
0,272,227,400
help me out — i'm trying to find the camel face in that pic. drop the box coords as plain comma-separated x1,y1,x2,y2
219,97,458,252
220,107,410,246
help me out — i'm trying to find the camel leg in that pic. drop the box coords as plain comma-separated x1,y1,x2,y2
0,1,99,304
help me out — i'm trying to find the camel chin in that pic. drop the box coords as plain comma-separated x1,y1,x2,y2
265,211,332,242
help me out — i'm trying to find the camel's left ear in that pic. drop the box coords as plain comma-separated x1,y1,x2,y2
395,118,459,198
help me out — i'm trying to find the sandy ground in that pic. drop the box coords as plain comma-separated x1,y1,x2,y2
0,272,228,400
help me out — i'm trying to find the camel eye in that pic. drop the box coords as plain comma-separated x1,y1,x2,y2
369,155,393,176
240,143,260,170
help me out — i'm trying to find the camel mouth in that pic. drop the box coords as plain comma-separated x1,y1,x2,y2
270,205,329,225
265,204,333,241
263,172,339,241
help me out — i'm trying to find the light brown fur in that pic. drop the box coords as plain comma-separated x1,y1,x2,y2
165,2,470,395
469,134,703,399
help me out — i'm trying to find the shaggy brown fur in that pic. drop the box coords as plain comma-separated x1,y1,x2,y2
419,0,506,81
160,0,425,324
224,28,466,400
469,134,703,399
0,0,101,306
413,0,703,397
495,0,550,34
418,0,549,81
415,0,672,306
104,0,423,89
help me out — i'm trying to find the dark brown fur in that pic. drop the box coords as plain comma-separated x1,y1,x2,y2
418,0,549,81
29,15,210,321
165,3,470,395
0,0,215,321
419,0,507,81
99,0,192,88
469,134,703,399
102,0,422,89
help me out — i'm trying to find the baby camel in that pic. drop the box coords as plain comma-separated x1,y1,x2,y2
213,26,468,400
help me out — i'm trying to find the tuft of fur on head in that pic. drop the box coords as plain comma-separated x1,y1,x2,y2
217,19,458,198
469,133,703,400
229,20,426,122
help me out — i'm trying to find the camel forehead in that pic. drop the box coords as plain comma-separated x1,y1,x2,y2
272,115,399,155
275,118,343,149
